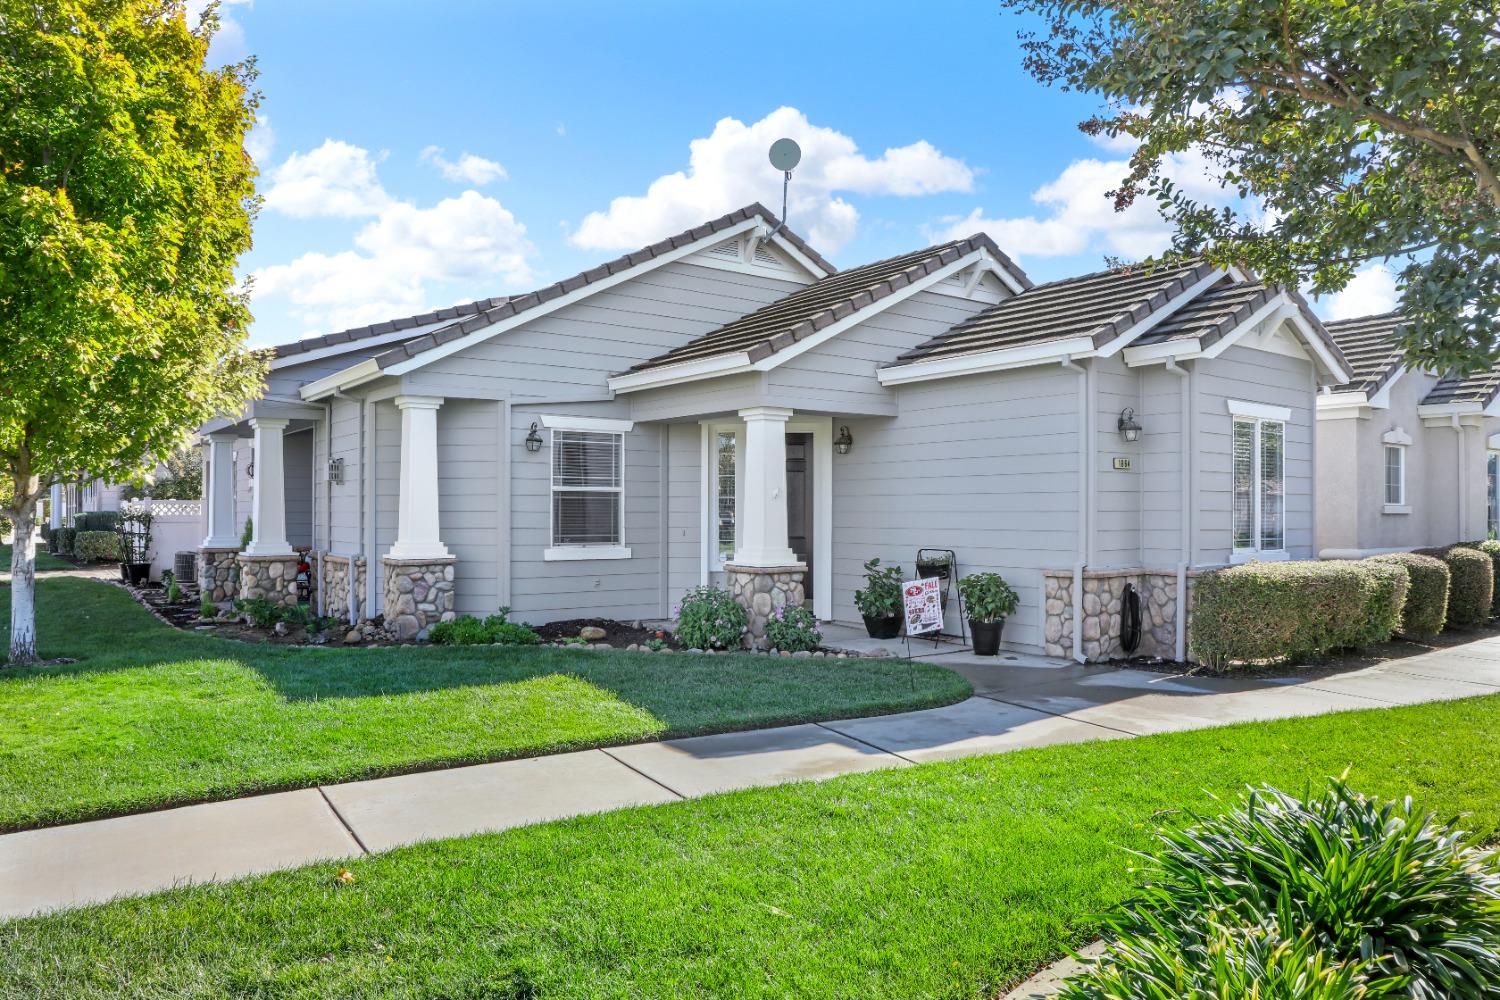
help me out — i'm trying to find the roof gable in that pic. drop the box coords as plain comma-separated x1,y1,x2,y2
1324,312,1407,396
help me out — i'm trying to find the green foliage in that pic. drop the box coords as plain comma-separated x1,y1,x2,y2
121,446,203,501
428,612,542,647
1417,545,1493,627
240,518,253,550
1366,551,1450,639
72,511,119,533
644,637,668,652
1000,0,1500,373
766,604,821,652
161,571,183,604
674,585,747,650
49,527,75,555
1462,539,1500,615
115,507,152,564
853,558,904,619
71,531,118,562
956,572,1019,623
1064,780,1500,998
199,594,216,619
234,598,281,629
1189,560,1406,669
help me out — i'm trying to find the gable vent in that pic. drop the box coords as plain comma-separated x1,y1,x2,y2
752,243,782,267
707,239,743,259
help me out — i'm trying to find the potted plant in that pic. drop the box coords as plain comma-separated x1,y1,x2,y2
957,571,1019,656
854,557,904,638
116,506,154,585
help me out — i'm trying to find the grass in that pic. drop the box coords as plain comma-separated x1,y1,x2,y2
0,577,969,831
0,542,73,572
1,694,1496,998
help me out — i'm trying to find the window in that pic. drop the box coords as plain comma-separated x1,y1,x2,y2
1384,445,1405,506
1489,453,1499,539
1231,415,1285,554
715,430,736,564
550,430,623,548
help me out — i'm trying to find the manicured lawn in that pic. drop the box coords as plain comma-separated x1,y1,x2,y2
0,578,970,831
0,542,73,572
2,694,1496,998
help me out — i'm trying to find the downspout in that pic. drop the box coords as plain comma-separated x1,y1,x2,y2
1060,356,1089,663
316,399,332,618
331,388,363,627
1452,415,1466,538
1165,360,1191,662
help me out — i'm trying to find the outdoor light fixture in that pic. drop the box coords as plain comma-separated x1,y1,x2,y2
1117,407,1142,443
525,421,544,453
327,457,344,485
246,449,255,479
834,425,854,455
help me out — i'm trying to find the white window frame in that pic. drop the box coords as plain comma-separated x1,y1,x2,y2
1488,451,1499,540
1228,400,1290,563
1382,427,1411,514
541,414,633,561
703,422,742,571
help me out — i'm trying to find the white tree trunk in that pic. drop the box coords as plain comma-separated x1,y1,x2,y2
7,493,39,666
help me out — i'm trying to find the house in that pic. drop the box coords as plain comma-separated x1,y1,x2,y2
197,204,1351,661
1316,313,1500,557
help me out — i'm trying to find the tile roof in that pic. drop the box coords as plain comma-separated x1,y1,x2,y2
271,299,510,360
892,259,1216,365
1131,279,1277,347
372,203,838,371
1423,365,1500,407
1324,313,1407,395
622,234,1031,375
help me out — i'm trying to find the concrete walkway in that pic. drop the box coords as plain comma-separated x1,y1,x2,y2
5,632,1500,921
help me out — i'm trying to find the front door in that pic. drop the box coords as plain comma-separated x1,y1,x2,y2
785,433,813,601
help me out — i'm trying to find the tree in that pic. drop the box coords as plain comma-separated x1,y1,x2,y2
0,0,266,665
121,445,203,501
1000,0,1499,372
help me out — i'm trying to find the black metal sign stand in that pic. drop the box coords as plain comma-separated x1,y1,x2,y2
901,549,969,685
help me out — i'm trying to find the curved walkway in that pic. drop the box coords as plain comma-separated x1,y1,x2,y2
5,633,1500,921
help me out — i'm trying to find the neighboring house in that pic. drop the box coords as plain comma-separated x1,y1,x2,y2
197,203,1351,661
1316,313,1500,557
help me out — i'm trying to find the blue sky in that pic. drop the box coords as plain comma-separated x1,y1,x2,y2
211,0,1397,348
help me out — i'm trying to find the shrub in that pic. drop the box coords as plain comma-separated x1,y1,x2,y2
50,527,76,555
674,585,747,650
956,572,1019,623
200,594,216,618
765,604,821,651
428,611,541,646
1417,544,1492,627
235,598,282,629
853,557,903,619
72,530,119,562
1463,539,1500,615
1063,780,1500,999
240,517,253,550
73,511,119,532
1366,552,1450,639
1189,560,1406,669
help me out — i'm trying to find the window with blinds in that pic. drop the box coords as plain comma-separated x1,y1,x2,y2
715,431,736,563
551,430,623,546
1384,445,1405,506
1231,416,1285,553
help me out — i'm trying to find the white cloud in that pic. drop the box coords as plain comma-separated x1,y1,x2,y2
1322,263,1399,321
245,116,275,165
572,106,975,254
419,146,508,186
253,144,535,334
262,139,391,218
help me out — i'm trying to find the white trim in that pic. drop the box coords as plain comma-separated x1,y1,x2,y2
609,353,754,394
538,414,635,433
299,359,383,401
1316,390,1369,411
1488,433,1500,450
1226,399,1292,421
1230,412,1287,560
543,545,632,562
702,420,742,573
1198,298,1288,360
877,336,1098,386
1383,441,1407,508
1418,401,1484,419
1366,367,1405,409
1382,427,1413,446
1095,268,1230,357
1230,549,1291,565
1383,504,1412,516
270,329,422,371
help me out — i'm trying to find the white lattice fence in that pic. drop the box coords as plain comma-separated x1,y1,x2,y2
123,499,205,581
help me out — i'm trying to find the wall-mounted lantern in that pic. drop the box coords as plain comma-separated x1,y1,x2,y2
525,421,544,453
1117,407,1142,443
246,449,255,479
834,425,854,455
327,457,344,484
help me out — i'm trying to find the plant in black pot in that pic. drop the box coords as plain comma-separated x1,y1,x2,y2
957,572,1018,656
854,557,904,639
116,506,154,586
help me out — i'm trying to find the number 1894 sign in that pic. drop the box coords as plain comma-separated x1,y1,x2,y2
903,577,943,636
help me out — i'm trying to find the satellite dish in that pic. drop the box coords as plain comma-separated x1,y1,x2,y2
768,138,801,173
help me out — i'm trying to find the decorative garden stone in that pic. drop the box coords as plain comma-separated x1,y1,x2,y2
723,562,806,647
381,556,457,640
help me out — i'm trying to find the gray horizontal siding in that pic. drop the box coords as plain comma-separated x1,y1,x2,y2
437,399,502,616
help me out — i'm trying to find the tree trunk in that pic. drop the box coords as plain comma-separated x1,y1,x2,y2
7,493,39,666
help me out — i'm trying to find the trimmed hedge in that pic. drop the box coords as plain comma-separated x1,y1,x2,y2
1417,545,1493,628
1189,560,1406,669
73,530,119,562
1463,539,1500,615
50,527,76,555
72,511,119,532
1366,552,1450,640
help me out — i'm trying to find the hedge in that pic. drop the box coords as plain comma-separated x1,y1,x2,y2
1189,560,1407,670
72,511,119,532
73,530,119,562
50,527,76,555
1416,545,1492,628
1365,552,1450,640
1461,539,1500,616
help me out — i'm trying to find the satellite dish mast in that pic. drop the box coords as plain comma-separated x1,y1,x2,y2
762,138,801,244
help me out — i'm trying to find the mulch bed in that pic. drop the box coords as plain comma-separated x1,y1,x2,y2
531,618,682,650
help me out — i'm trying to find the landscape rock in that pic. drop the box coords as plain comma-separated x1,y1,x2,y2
579,626,608,641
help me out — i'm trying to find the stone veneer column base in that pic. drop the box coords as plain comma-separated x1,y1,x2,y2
316,553,365,621
382,556,457,641
1042,567,1203,662
724,563,806,650
236,553,301,609
197,547,241,606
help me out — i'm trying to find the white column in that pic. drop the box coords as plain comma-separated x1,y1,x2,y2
388,395,451,560
201,432,241,547
734,406,800,567
49,484,62,530
243,417,294,556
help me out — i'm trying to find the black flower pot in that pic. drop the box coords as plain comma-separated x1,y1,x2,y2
970,618,1004,656
862,614,901,639
124,562,151,586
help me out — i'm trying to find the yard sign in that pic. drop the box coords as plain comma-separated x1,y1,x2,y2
903,577,943,635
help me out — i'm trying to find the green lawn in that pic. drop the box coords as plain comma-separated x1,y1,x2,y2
0,542,73,572
1,694,1496,999
0,578,970,831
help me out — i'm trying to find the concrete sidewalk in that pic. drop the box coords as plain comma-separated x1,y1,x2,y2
5,634,1500,921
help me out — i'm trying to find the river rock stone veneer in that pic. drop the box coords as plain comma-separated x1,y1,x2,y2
382,556,457,641
197,547,240,606
236,553,300,609
317,554,363,621
724,563,806,649
1042,568,1202,662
